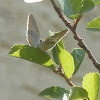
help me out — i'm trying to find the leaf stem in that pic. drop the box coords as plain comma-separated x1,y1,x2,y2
50,0,100,72
72,15,82,30
53,69,75,87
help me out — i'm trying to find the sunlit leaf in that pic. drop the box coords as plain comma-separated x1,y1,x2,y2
69,86,88,100
56,45,74,79
9,44,28,54
9,44,55,70
82,73,100,100
94,0,100,5
86,17,100,31
52,39,65,65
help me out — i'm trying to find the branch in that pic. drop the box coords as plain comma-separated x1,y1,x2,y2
50,0,100,72
53,69,75,87
72,15,82,30
50,0,72,30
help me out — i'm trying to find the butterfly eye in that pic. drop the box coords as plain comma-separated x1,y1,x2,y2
40,40,42,42
40,39,44,43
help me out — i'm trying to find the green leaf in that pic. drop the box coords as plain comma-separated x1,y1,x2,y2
49,30,65,65
39,86,70,100
81,0,94,13
57,0,95,19
69,86,88,100
8,44,28,54
56,45,74,79
52,39,65,65
82,73,100,100
58,39,65,49
57,0,82,19
71,48,85,75
86,17,100,31
9,44,55,70
94,0,100,5
52,46,60,65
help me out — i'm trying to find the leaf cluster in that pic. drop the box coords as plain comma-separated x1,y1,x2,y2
8,0,100,100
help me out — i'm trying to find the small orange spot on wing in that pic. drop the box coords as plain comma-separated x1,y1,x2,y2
29,39,31,43
43,49,48,52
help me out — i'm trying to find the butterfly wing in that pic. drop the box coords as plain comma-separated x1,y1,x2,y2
43,29,68,51
26,14,40,47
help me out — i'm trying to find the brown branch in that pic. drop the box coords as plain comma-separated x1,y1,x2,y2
53,69,75,87
50,0,72,30
72,15,82,30
50,0,100,72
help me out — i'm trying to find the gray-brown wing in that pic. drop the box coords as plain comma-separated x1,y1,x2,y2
26,14,40,47
43,29,68,51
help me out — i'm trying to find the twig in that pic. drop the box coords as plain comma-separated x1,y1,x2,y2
50,0,72,30
73,15,82,30
53,69,75,87
50,0,100,72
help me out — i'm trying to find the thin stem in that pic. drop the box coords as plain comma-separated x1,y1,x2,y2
73,15,82,30
50,0,72,30
53,69,75,87
50,0,100,72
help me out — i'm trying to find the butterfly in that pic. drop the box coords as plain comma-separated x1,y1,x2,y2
26,14,68,51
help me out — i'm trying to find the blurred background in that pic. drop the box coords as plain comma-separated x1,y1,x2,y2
0,0,100,100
